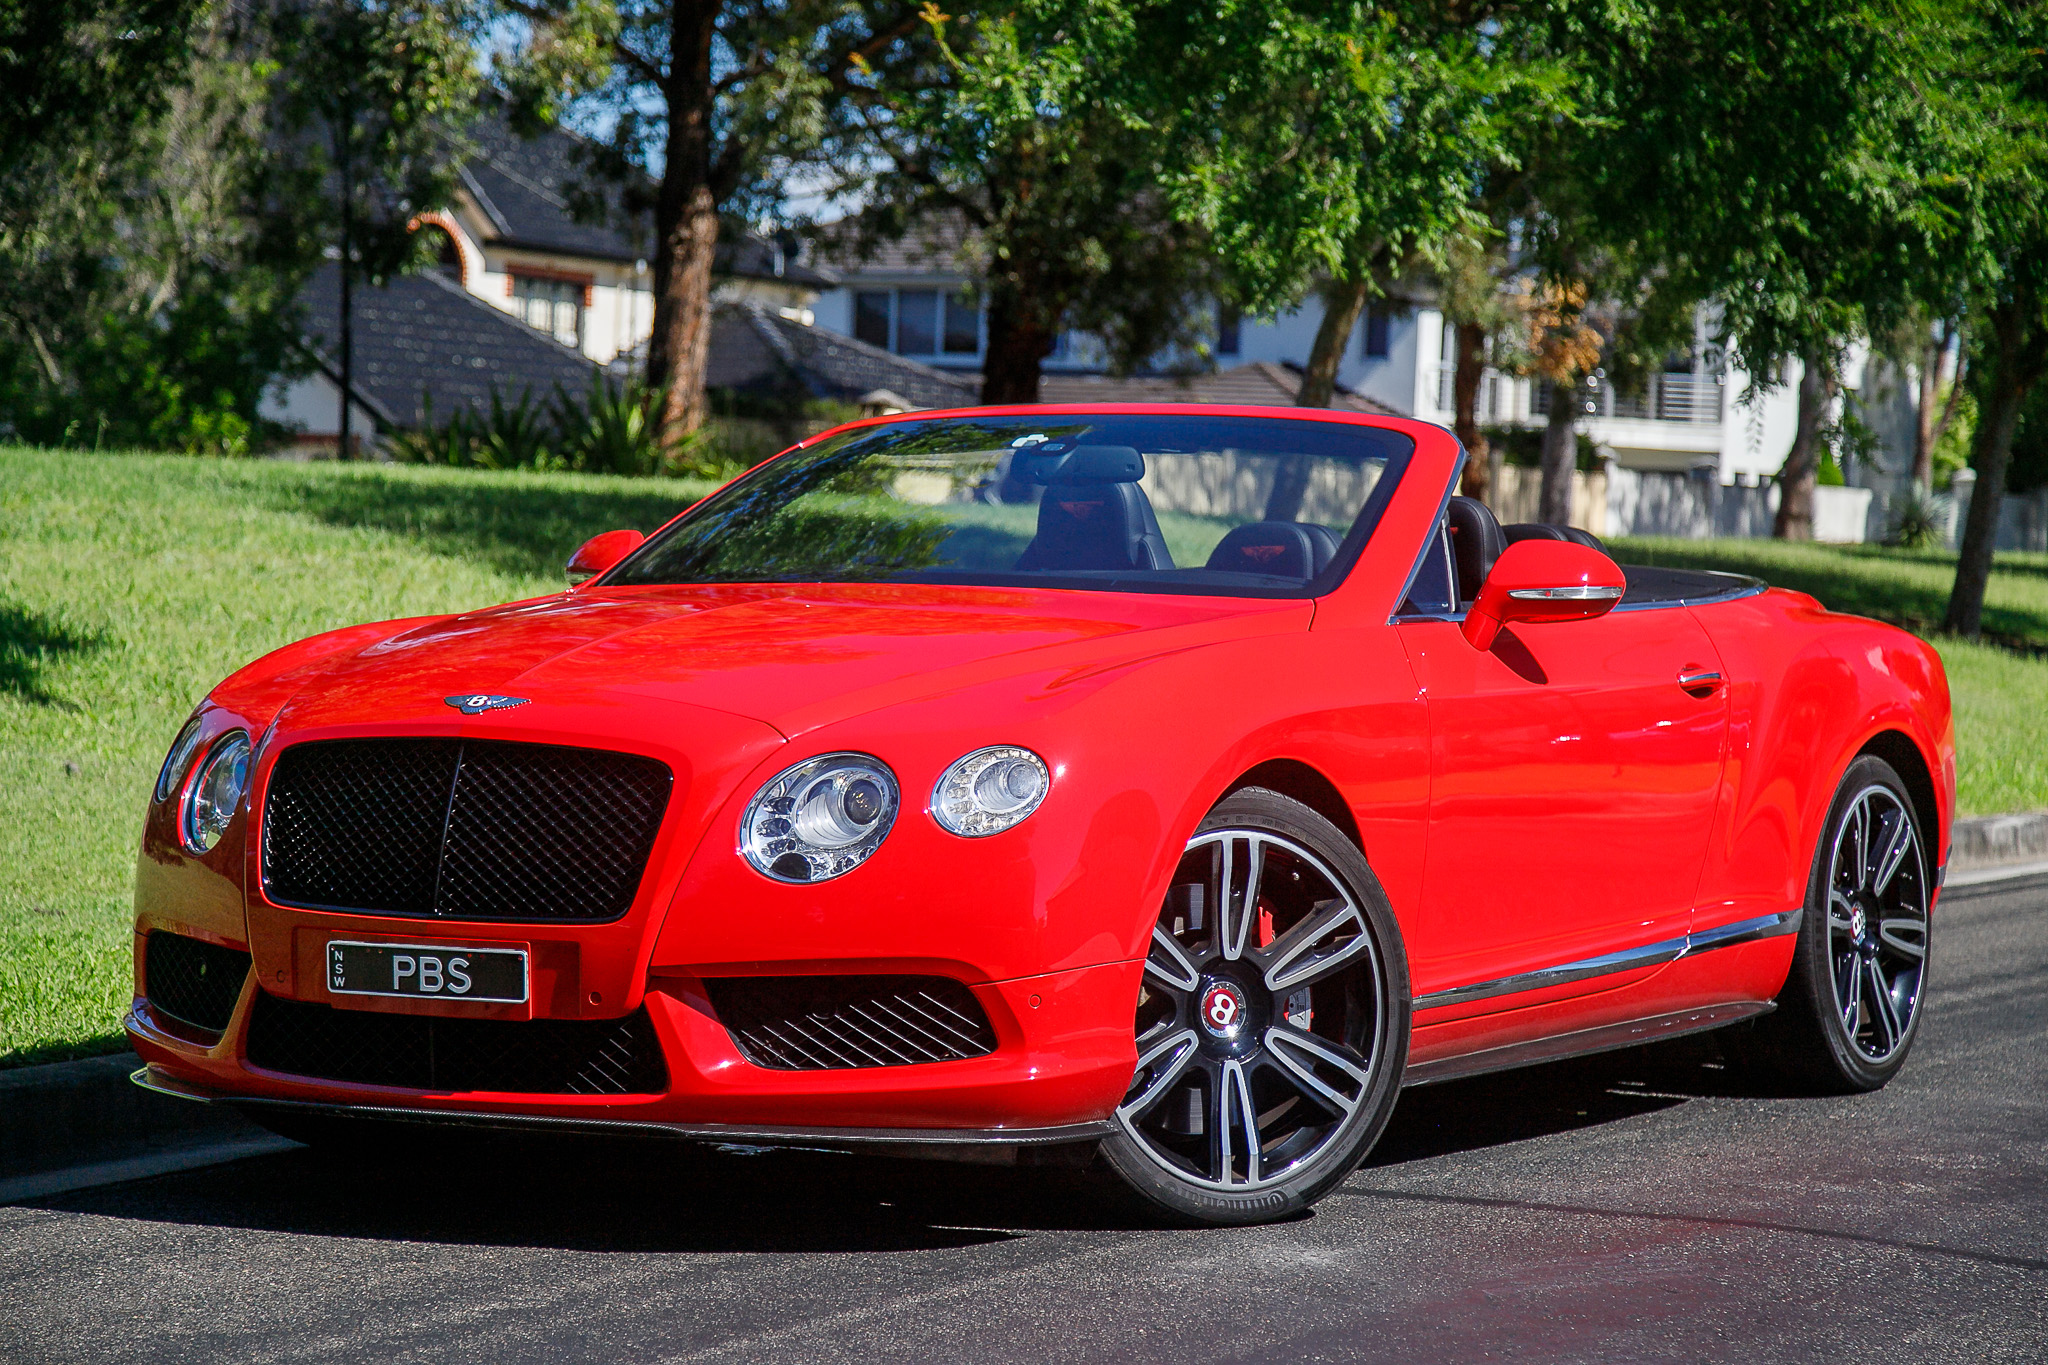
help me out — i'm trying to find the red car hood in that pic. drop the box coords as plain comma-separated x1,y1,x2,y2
267,582,1311,739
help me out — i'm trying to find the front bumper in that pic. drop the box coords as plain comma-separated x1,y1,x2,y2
127,955,1143,1134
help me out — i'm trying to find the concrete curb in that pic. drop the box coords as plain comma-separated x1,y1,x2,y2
5,810,2044,1202
1951,810,2048,875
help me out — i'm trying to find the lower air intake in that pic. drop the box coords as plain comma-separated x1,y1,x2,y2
145,932,252,1036
705,975,998,1070
245,992,667,1095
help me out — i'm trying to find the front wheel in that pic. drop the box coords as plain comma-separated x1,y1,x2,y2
1100,788,1410,1225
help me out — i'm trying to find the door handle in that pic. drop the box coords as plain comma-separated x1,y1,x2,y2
1678,668,1723,695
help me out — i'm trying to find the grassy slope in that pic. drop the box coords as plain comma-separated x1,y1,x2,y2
3,452,2042,1068
1613,537,2048,818
0,450,710,1066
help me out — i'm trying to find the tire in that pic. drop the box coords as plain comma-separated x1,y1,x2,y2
1100,787,1410,1225
1742,754,1932,1093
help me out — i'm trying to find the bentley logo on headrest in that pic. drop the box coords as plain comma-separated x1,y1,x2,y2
445,694,529,715
1241,544,1288,563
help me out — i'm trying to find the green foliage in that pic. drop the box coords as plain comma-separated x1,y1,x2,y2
0,3,311,453
385,378,825,479
266,1,485,287
1888,487,1945,550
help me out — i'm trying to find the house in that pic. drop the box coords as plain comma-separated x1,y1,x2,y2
265,113,968,451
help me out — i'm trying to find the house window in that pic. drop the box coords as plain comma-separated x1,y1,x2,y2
943,290,980,353
853,287,983,357
896,290,939,353
1217,304,1242,357
512,275,583,349
1362,310,1390,359
854,291,892,348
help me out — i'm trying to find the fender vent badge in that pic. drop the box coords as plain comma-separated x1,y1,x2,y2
445,694,529,715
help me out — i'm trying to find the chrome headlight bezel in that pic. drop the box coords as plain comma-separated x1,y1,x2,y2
155,716,207,805
740,752,901,883
930,745,1051,837
179,731,251,855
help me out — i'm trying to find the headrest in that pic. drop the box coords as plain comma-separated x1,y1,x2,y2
1445,496,1505,602
1560,526,1608,552
1503,523,1566,544
1206,522,1334,580
1026,444,1145,485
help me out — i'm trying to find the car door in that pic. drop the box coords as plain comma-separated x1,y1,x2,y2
1395,596,1729,1008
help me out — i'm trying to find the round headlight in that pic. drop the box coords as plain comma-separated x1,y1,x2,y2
931,746,1050,837
155,717,207,805
180,732,251,854
741,753,900,883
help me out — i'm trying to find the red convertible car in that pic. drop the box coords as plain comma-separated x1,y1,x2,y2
129,406,1952,1224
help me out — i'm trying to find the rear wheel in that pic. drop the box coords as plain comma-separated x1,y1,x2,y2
1743,755,1932,1092
1100,788,1409,1225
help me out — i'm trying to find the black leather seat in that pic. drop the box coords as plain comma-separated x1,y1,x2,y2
1015,446,1174,572
1204,521,1339,580
1445,496,1505,605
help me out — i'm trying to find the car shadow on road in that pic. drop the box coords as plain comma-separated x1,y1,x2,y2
35,1033,1792,1252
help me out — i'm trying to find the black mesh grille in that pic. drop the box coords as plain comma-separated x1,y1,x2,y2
245,991,668,1094
706,975,999,1070
144,932,251,1035
262,738,671,923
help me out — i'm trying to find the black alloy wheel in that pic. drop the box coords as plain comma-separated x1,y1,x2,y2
1101,788,1410,1225
1744,754,1932,1092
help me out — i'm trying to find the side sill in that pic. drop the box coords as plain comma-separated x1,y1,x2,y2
131,1065,1112,1155
1401,1000,1776,1088
1413,909,1800,1013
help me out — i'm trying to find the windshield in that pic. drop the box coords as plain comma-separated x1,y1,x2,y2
604,412,1415,597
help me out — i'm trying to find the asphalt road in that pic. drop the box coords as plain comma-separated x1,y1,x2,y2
7,878,2045,1364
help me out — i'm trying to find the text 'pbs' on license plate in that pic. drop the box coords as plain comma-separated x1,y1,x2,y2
327,941,528,1003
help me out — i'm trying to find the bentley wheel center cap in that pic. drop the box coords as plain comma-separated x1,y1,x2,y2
1199,980,1250,1039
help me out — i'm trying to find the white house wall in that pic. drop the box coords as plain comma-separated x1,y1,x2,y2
260,371,381,450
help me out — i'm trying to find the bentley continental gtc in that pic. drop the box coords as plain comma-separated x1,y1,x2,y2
129,406,1953,1224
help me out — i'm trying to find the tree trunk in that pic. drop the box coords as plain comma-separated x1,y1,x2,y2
648,0,720,453
1946,301,2045,638
1538,381,1577,526
1453,320,1491,501
1913,324,1952,489
980,279,1053,405
1774,353,1835,540
1295,274,1372,408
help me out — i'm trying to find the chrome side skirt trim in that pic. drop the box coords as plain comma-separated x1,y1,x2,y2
131,1065,1111,1150
1402,1000,1776,1087
1413,909,1801,1013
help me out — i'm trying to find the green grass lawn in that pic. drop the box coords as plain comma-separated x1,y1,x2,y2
1613,537,2048,820
0,449,713,1068
2,449,2042,1070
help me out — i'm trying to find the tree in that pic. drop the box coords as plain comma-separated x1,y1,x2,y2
1938,7,2048,638
498,1,923,451
0,0,203,407
1568,0,1946,540
1127,2,1579,414
0,1,314,452
844,4,1219,404
268,1,483,458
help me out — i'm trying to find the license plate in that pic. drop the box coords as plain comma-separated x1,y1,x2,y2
326,941,527,1003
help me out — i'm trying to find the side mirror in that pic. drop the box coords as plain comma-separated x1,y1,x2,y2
565,529,645,588
1462,540,1625,651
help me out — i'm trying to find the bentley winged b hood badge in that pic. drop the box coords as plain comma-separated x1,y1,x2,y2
445,694,529,715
